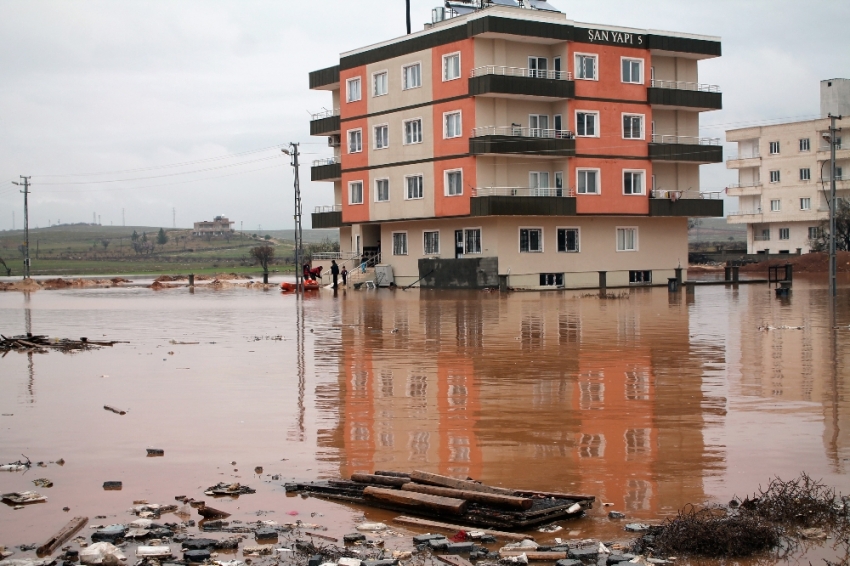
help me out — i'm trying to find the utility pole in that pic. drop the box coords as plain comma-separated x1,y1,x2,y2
282,143,303,293
406,0,411,34
12,176,31,279
826,114,842,307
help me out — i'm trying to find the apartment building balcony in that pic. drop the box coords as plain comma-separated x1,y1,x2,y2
726,149,761,169
727,207,763,224
309,65,340,90
648,190,723,217
311,157,341,182
470,187,576,216
647,79,722,111
310,109,340,136
469,126,576,157
648,134,722,163
725,182,763,197
817,145,850,162
311,205,343,229
469,66,574,101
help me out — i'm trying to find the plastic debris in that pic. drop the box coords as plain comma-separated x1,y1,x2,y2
135,547,173,558
1,491,47,504
32,479,53,488
355,522,388,532
204,482,255,496
79,542,127,565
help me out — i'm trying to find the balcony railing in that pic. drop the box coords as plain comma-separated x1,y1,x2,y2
472,187,575,197
727,150,761,160
651,134,721,146
728,208,763,216
650,79,720,93
314,205,342,213
753,235,770,241
650,190,721,200
310,108,339,121
470,66,572,81
727,182,763,189
311,252,361,261
472,126,575,139
312,156,340,167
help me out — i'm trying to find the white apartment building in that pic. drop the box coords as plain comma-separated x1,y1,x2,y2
726,79,850,254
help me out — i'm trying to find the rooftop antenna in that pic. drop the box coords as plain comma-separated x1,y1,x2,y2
406,0,411,34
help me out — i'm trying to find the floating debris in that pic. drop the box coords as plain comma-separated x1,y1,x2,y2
205,482,256,496
32,479,53,488
2,491,47,505
1,334,127,354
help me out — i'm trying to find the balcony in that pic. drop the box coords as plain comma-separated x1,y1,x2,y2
309,65,340,91
726,149,761,169
725,182,763,197
469,66,574,101
648,134,722,163
817,145,850,162
470,126,576,157
311,205,343,229
648,190,723,217
311,157,341,182
310,109,340,136
726,208,763,224
647,79,722,111
470,187,576,216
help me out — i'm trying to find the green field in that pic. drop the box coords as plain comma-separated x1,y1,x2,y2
0,224,338,277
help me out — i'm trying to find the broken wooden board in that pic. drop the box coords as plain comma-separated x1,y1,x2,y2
402,483,533,510
392,515,532,541
363,486,467,516
37,516,88,556
351,473,410,487
499,550,569,560
409,470,514,495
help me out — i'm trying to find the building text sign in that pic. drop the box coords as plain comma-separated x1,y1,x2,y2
583,28,644,46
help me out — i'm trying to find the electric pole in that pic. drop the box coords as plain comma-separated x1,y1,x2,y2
12,176,31,279
827,114,842,307
282,143,303,292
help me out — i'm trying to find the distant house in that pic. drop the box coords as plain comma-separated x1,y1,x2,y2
193,215,235,237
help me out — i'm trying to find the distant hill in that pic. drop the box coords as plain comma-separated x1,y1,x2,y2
689,217,746,244
0,225,338,244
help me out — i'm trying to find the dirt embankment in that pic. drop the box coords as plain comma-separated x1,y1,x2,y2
739,251,850,273
0,278,130,292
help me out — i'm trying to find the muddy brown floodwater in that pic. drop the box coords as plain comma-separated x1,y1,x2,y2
1,275,849,564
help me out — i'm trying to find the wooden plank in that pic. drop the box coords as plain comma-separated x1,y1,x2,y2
499,550,568,560
409,470,514,495
373,470,411,478
363,486,467,516
392,515,533,541
514,489,596,502
351,473,409,487
402,483,533,510
436,555,475,566
37,516,88,556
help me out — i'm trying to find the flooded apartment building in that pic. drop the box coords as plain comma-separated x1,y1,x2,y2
308,0,723,289
726,78,850,254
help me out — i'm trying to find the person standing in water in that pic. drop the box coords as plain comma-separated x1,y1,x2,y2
331,260,340,290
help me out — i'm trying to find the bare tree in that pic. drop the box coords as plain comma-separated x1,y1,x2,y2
0,256,11,276
250,245,275,273
810,198,850,252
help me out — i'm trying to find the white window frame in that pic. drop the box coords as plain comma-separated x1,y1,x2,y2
346,77,361,103
519,227,544,253
800,168,811,181
375,178,390,203
443,110,462,139
372,70,388,97
800,138,810,152
575,110,599,138
808,226,819,240
373,123,389,150
769,141,780,155
402,61,422,90
623,169,646,195
348,180,364,205
779,228,790,240
574,52,598,81
616,227,638,252
529,171,550,191
423,230,440,255
770,199,781,212
442,52,461,82
622,113,645,140
576,168,601,195
347,128,363,154
769,170,780,183
557,227,580,253
463,227,482,255
444,168,463,197
392,231,408,256
404,174,424,200
620,57,644,84
800,197,811,210
403,118,423,145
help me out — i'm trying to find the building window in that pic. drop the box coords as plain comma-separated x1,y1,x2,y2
779,228,790,240
808,227,820,240
519,228,543,253
577,169,600,194
555,171,564,194
402,62,421,90
769,170,780,183
405,175,424,200
443,52,460,81
445,169,463,196
424,231,440,255
349,181,363,205
769,141,780,154
800,138,810,151
444,111,462,138
346,77,361,102
529,114,549,136
373,71,388,97
800,197,811,210
800,168,811,181
617,227,637,252
576,111,598,137
629,270,651,283
375,178,389,202
575,53,597,80
348,129,362,153
404,119,423,144
528,56,548,78
623,170,645,195
621,58,643,84
540,273,563,287
770,199,781,212
623,114,644,139
761,229,770,240
557,228,579,252
529,171,550,192
464,228,481,254
374,124,388,149
392,232,408,255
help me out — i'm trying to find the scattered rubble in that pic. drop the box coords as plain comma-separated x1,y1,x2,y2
205,483,256,496
1,491,47,505
1,334,126,354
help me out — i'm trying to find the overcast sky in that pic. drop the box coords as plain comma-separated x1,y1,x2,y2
0,0,846,231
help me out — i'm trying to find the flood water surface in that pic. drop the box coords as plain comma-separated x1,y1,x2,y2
1,277,849,563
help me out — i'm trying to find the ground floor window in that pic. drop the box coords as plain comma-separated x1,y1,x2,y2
557,228,579,252
464,228,481,254
808,226,820,240
519,228,543,253
629,270,651,284
779,228,790,240
423,231,440,255
617,227,638,251
392,232,408,255
540,273,564,287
